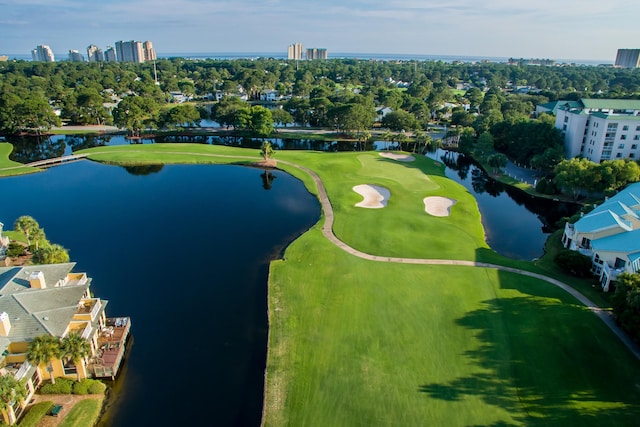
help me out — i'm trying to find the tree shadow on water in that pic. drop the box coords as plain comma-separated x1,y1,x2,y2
419,270,640,426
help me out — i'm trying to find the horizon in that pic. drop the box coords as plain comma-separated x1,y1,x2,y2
2,0,638,62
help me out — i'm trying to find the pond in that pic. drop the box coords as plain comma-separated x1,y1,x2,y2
427,149,579,260
0,161,320,426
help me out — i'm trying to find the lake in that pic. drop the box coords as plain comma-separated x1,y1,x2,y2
0,161,320,426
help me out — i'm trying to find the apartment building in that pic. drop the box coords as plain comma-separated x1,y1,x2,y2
555,99,640,163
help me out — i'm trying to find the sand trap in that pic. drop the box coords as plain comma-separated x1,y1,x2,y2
379,152,415,162
424,196,456,217
353,185,390,209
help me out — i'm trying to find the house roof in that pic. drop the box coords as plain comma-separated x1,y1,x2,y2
574,210,632,234
591,229,640,254
589,112,640,121
629,252,640,264
0,263,90,344
581,99,640,111
593,200,640,221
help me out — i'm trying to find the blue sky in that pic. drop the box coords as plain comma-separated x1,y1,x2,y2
1,0,638,61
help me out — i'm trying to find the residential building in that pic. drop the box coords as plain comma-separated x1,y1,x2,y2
287,43,303,60
614,49,640,68
115,40,144,63
306,48,328,60
554,99,640,162
562,182,640,291
104,46,117,62
87,45,104,62
143,41,156,62
31,45,55,62
0,263,130,424
260,89,279,102
535,100,581,117
68,50,84,62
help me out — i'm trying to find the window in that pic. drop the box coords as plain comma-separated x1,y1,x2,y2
632,144,638,149
634,135,640,141
594,253,601,264
623,125,629,131
616,153,622,158
615,257,626,269
621,134,627,140
636,125,640,131
619,144,625,149
581,237,591,248
631,153,636,158
564,116,569,123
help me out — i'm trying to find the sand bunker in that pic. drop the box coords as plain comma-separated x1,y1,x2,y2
379,152,415,162
423,196,456,217
353,185,390,209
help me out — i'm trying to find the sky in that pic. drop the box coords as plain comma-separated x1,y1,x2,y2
1,0,639,62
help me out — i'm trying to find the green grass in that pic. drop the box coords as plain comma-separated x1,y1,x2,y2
58,398,103,427
75,143,640,425
17,401,53,427
0,143,41,177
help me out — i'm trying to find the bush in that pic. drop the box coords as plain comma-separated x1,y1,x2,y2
16,401,53,427
40,378,73,394
6,242,25,258
73,379,106,395
554,249,593,277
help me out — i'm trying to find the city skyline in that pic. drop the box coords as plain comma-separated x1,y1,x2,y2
2,0,639,61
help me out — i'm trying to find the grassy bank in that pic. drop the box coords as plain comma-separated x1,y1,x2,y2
0,143,41,177
75,144,640,425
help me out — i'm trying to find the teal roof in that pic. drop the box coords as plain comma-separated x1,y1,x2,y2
594,200,640,221
538,100,581,114
574,210,632,234
591,229,640,254
629,252,640,264
589,112,640,121
581,98,640,110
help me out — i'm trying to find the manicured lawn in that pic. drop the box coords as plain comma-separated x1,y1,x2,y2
58,398,103,427
17,401,53,427
76,143,640,426
0,143,41,176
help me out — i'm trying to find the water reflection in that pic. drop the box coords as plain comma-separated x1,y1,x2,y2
121,164,164,176
260,170,276,190
429,149,579,259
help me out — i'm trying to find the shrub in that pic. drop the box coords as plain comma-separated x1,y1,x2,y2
16,401,53,427
73,379,106,395
6,242,25,258
40,378,73,394
554,249,593,277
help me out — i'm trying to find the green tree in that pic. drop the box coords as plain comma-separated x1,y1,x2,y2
380,110,418,132
475,131,495,161
13,216,40,247
271,108,294,128
612,273,640,341
487,153,508,174
61,333,91,381
260,141,275,161
0,374,28,425
27,335,62,384
554,158,592,200
31,244,70,264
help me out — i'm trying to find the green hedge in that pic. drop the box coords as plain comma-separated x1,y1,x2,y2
40,378,106,395
17,401,53,427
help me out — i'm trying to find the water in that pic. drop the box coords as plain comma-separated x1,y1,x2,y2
428,149,579,260
0,161,320,426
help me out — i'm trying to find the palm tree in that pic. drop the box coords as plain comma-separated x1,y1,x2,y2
13,216,39,248
61,333,91,381
26,335,61,384
0,375,28,425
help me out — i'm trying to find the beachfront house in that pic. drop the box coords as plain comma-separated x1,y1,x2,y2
562,182,640,291
0,263,130,424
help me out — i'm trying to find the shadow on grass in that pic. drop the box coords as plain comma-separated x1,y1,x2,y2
419,268,640,427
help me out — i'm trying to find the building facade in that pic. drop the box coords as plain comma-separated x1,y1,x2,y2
306,48,328,60
31,45,55,62
142,41,156,62
562,182,640,291
0,263,130,424
86,45,104,62
287,43,304,60
104,46,117,62
555,99,640,163
115,40,144,63
68,50,84,62
615,49,640,68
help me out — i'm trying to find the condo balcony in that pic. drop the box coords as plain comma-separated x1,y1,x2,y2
87,317,131,379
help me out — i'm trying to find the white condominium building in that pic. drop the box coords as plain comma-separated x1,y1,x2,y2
555,99,640,163
615,49,640,68
31,45,55,62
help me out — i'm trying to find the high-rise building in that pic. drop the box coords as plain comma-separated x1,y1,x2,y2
105,46,117,62
31,45,55,62
287,43,304,60
87,44,104,62
68,50,85,62
115,40,145,63
615,49,640,68
143,41,156,62
306,48,328,60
